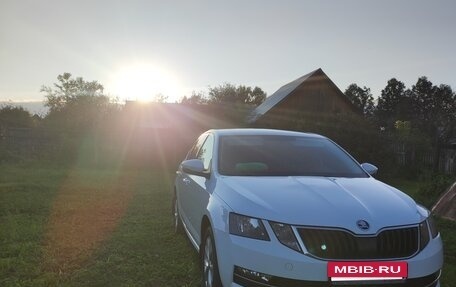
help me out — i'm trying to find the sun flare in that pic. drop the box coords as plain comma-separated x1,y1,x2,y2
109,64,181,102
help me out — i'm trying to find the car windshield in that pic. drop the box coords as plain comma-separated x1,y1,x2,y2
218,135,368,178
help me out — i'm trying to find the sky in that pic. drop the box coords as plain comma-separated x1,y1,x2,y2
1,0,455,109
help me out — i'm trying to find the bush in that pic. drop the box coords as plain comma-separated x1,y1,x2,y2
0,105,33,128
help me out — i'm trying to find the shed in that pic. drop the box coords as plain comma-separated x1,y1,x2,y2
248,68,360,124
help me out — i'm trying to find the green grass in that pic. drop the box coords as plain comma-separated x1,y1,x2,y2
0,164,68,286
0,164,200,286
388,179,456,287
1,164,455,286
62,170,200,287
386,178,422,198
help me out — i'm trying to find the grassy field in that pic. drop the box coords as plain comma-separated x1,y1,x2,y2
0,164,455,286
0,164,200,286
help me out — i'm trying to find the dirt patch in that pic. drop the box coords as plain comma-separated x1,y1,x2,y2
432,181,456,221
43,170,137,273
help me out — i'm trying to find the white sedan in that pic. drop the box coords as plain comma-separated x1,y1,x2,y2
173,129,443,287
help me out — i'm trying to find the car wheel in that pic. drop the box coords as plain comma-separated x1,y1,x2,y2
201,226,222,287
172,194,183,234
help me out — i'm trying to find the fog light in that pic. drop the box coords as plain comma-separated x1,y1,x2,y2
234,266,272,283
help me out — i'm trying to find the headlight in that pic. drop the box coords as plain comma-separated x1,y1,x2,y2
229,213,270,241
427,216,439,238
270,222,302,253
419,215,439,250
419,220,430,250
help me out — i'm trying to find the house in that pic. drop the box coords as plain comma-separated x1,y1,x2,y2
247,68,360,124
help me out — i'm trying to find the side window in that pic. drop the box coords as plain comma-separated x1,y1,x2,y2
186,134,208,160
197,134,214,171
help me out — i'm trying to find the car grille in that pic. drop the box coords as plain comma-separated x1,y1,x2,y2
297,226,419,260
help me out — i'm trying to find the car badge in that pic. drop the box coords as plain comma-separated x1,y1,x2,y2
356,220,370,231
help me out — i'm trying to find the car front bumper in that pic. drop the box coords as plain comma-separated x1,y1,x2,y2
213,227,443,287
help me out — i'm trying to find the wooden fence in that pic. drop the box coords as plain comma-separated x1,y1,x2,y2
393,142,456,174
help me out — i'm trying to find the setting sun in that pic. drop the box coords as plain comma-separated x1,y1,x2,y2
109,64,182,102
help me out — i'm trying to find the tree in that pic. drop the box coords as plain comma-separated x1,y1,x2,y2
376,78,413,129
344,84,375,116
249,86,267,105
409,78,455,138
409,77,456,170
151,93,169,103
208,83,266,105
42,73,105,113
410,77,435,126
433,84,456,143
0,105,33,128
41,73,113,132
180,91,208,105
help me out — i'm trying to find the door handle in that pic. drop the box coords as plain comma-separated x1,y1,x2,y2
183,178,191,185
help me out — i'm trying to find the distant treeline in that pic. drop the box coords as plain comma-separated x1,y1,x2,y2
1,73,455,178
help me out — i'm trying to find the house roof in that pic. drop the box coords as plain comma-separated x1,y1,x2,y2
247,68,357,123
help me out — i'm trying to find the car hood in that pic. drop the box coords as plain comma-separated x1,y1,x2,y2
216,176,425,234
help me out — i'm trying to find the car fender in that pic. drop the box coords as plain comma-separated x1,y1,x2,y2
205,192,234,284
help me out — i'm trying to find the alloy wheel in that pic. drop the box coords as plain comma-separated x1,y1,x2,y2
203,236,214,287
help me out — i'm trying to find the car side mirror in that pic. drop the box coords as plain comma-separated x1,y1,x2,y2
181,159,210,178
361,163,378,176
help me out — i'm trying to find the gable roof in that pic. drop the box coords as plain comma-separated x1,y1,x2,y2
247,68,357,123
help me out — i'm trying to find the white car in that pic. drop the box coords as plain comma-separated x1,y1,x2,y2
173,129,443,287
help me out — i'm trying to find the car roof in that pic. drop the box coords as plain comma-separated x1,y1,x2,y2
208,128,326,139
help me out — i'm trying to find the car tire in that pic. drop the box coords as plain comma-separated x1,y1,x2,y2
201,226,222,287
172,194,183,234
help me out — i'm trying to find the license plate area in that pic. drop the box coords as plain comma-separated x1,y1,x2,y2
328,261,408,283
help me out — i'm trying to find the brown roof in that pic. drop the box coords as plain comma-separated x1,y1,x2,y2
248,68,360,122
